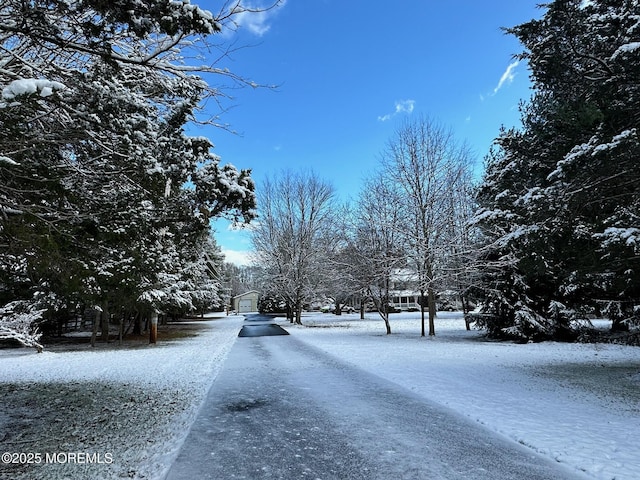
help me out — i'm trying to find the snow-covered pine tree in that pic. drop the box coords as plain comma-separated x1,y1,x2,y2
474,0,640,341
0,1,262,348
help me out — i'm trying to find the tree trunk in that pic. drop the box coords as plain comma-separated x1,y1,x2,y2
118,313,124,345
101,301,109,342
91,308,100,347
383,311,391,334
428,286,436,336
462,294,472,330
149,311,158,344
420,289,426,337
360,299,365,320
295,303,303,325
133,311,141,336
384,275,391,334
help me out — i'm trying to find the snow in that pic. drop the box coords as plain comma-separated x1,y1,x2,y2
1,79,65,101
592,129,636,155
612,42,640,60
516,186,545,206
0,301,45,352
599,226,640,250
0,314,242,480
0,155,18,165
286,312,640,480
1,311,638,480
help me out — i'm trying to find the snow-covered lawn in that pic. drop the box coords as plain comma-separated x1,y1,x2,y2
0,311,638,480
0,314,243,480
284,311,640,480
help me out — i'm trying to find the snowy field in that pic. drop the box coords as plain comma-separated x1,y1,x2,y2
0,311,638,480
284,312,640,480
0,314,243,480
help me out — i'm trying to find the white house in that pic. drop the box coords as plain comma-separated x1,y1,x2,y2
389,269,422,311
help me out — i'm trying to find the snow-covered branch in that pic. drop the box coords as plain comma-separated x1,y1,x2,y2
0,301,45,352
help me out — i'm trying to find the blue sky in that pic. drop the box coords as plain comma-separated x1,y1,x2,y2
198,0,543,265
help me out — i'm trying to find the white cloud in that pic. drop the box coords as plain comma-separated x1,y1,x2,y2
395,99,415,114
227,1,287,37
493,60,520,95
222,248,253,266
378,99,416,122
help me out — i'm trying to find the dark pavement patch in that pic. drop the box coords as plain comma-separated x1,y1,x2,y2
238,323,290,337
226,398,269,412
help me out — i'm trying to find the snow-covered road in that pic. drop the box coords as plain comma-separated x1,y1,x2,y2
166,318,587,480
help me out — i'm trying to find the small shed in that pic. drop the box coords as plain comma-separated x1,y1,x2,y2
233,290,260,313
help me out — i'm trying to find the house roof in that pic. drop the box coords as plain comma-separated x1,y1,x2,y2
233,290,260,299
389,289,421,296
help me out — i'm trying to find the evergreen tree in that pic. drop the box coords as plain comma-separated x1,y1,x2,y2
475,0,640,341
0,1,262,347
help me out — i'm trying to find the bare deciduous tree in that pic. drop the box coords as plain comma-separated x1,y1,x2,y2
352,174,408,334
251,170,337,324
381,116,474,336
